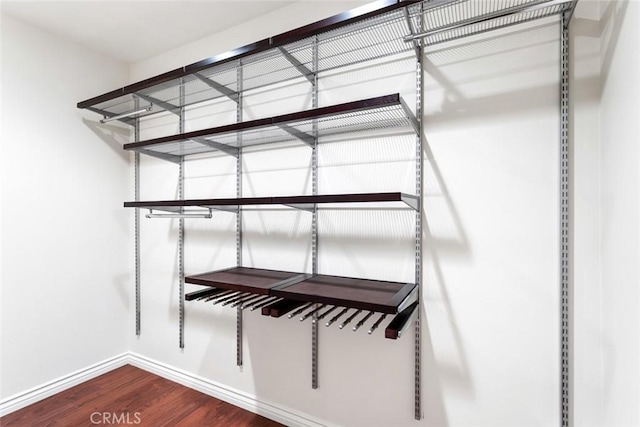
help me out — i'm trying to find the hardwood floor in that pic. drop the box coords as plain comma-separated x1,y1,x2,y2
0,365,284,427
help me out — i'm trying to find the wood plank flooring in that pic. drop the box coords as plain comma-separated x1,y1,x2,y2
0,365,284,427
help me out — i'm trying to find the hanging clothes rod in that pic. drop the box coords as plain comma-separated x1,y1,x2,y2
100,105,152,123
146,209,213,219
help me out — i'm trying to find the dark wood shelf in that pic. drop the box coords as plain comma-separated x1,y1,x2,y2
76,1,419,119
185,267,304,295
121,94,417,160
124,192,419,212
186,266,417,314
272,274,416,314
76,1,572,126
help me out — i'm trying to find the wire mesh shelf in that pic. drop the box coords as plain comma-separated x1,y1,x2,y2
124,94,417,158
78,0,573,122
78,2,417,119
408,0,574,47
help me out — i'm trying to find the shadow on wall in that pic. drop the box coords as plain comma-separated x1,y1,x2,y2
82,118,130,162
424,21,600,128
421,137,471,427
593,0,631,410
599,0,629,97
82,117,133,312
418,16,598,426
567,6,602,421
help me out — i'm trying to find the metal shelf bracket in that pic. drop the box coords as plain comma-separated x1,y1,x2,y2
191,137,240,158
134,92,181,116
277,123,316,147
194,73,240,103
278,46,315,84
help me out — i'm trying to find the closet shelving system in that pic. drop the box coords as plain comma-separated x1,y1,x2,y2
78,0,577,421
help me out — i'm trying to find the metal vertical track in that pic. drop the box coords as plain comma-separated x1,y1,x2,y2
236,61,244,367
414,4,424,421
134,98,141,337
560,13,571,427
236,305,243,367
179,78,186,349
311,36,320,390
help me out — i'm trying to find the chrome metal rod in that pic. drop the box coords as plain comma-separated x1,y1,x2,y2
368,314,387,335
212,292,242,305
204,290,234,302
353,311,375,332
242,295,271,310
314,306,337,323
251,297,282,311
146,210,212,219
300,304,325,322
288,302,314,319
339,310,361,330
195,290,221,301
232,294,262,308
100,105,151,123
222,293,249,306
326,308,349,327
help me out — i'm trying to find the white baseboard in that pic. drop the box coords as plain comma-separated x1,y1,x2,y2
0,353,129,417
0,352,329,427
128,352,329,427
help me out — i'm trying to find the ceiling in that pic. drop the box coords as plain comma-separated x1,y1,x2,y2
1,0,297,63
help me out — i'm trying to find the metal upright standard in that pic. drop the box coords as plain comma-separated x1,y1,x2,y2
560,10,572,427
134,101,141,337
236,62,244,367
311,36,320,390
414,14,424,422
78,0,579,420
179,80,186,349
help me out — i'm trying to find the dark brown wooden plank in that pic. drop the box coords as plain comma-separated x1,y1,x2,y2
124,196,272,209
272,275,416,314
184,267,416,313
260,299,306,317
124,192,410,210
185,267,300,295
0,365,282,427
271,192,405,205
385,301,418,339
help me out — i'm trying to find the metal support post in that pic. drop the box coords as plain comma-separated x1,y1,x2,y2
414,5,424,420
134,99,141,336
560,14,571,427
311,36,320,390
179,78,186,349
236,61,244,367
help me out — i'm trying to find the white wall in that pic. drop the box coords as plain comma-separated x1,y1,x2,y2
1,1,637,426
0,15,130,400
130,0,370,82
129,3,576,427
599,0,640,425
